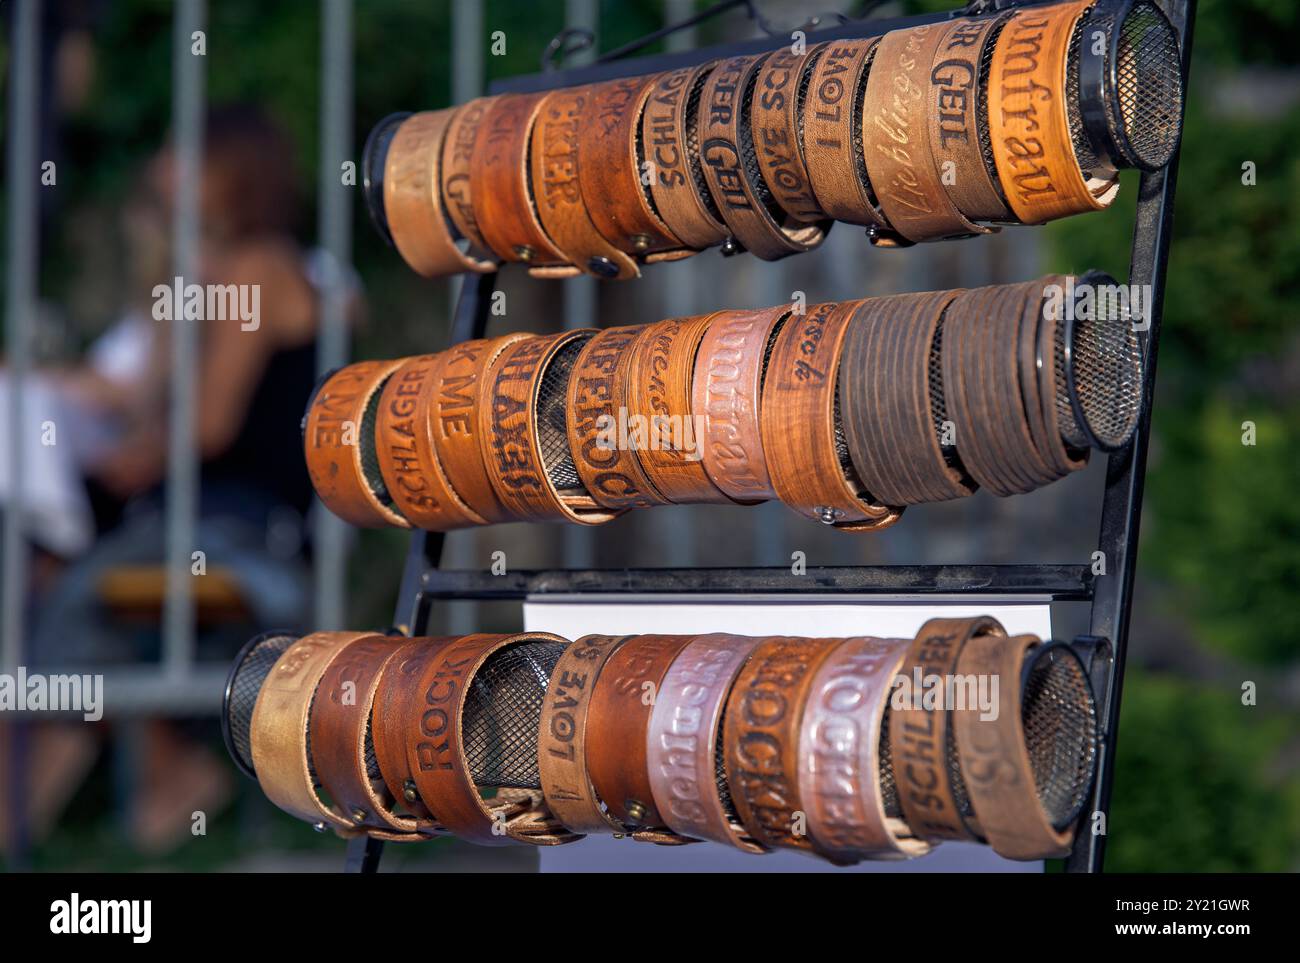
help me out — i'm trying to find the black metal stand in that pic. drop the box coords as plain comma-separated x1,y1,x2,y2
349,0,1196,874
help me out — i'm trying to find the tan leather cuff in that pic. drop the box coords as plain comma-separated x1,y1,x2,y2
405,632,581,846
800,39,889,229
538,634,634,835
625,313,728,504
799,635,930,861
750,45,826,223
441,96,500,262
585,634,697,830
481,331,621,525
250,631,375,834
865,22,988,242
304,360,409,529
954,632,1075,859
988,0,1119,223
641,63,729,249
533,86,641,279
471,93,577,274
723,636,843,855
648,633,766,853
761,300,902,531
566,324,670,511
692,304,788,504
699,54,826,260
384,110,496,277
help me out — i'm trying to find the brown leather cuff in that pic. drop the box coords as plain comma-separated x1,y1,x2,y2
304,360,409,529
481,331,621,525
761,300,902,530
988,0,1119,223
692,304,789,504
641,64,729,249
441,96,500,262
798,635,930,861
384,110,496,278
750,45,826,223
625,314,729,504
699,54,826,260
585,634,697,830
471,93,578,274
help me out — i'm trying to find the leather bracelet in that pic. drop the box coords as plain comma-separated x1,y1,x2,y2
250,631,373,834
566,324,670,511
384,110,495,277
625,314,729,504
864,22,987,242
308,633,427,840
699,54,826,260
1032,277,1089,474
405,632,580,846
987,0,1119,224
375,354,486,530
533,86,641,279
425,334,531,525
723,635,842,854
954,631,1074,859
692,305,788,504
750,44,826,223
798,635,931,861
441,96,499,262
761,300,902,530
471,93,577,275
585,634,697,830
647,633,766,853
578,75,689,261
641,64,729,249
800,38,890,229
304,360,409,529
840,289,975,506
929,16,1013,222
481,330,621,525
539,634,635,835
370,637,457,832
890,617,1006,843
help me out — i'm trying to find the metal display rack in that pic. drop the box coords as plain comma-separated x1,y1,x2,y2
346,0,1196,874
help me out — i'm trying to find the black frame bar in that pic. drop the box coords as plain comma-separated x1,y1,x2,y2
355,0,1195,874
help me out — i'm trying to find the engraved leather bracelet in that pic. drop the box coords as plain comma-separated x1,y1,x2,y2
250,631,375,834
647,633,766,853
441,96,499,263
481,330,621,525
840,289,975,505
954,631,1074,859
640,63,730,249
304,360,409,529
800,38,890,230
533,86,641,279
308,633,427,840
585,634,697,830
864,22,988,242
625,313,729,504
692,304,789,503
699,54,826,260
375,354,486,530
723,635,843,854
988,0,1119,224
750,44,826,223
890,617,1005,843
384,109,496,277
566,324,670,511
929,15,1013,223
471,93,577,275
404,632,580,846
798,635,931,861
578,75,689,262
425,334,531,524
761,300,902,530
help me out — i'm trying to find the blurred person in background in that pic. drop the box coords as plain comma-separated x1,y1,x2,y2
0,104,353,854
